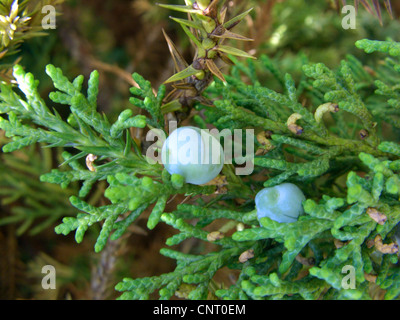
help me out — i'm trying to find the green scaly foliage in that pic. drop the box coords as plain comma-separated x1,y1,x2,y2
1,0,400,300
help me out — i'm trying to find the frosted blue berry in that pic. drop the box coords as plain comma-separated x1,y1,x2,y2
255,183,306,223
161,126,224,185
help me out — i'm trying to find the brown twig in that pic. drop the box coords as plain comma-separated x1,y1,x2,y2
90,235,127,300
244,0,277,53
90,59,139,88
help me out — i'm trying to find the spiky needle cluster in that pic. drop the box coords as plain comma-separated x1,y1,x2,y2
335,0,393,24
0,0,65,83
159,0,254,116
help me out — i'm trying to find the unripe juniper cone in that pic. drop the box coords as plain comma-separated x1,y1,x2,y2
255,183,306,223
161,126,224,185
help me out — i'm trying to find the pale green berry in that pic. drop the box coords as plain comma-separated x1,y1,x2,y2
255,183,305,223
161,126,224,185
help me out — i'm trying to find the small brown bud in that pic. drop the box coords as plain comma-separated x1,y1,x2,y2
288,123,304,135
207,231,224,242
239,249,254,263
364,273,377,283
287,113,303,135
255,148,266,156
265,130,273,138
374,235,399,254
86,154,97,172
364,66,376,77
314,103,339,123
359,129,369,139
366,239,375,249
366,207,387,225
256,131,275,153
334,238,346,249
295,255,315,266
